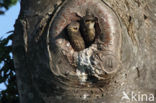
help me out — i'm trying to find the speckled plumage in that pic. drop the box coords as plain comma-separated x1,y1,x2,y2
67,21,85,51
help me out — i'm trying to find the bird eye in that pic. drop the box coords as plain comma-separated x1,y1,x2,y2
73,27,78,30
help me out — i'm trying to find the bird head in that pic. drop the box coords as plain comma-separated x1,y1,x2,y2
83,15,96,29
67,22,80,33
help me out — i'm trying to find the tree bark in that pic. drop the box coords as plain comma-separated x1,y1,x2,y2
13,0,156,103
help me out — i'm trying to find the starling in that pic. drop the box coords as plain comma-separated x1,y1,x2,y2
81,12,96,47
67,21,85,51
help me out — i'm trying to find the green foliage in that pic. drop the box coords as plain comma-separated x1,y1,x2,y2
0,34,19,103
0,0,18,14
0,0,19,102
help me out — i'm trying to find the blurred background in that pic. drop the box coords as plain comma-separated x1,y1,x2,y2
0,0,20,102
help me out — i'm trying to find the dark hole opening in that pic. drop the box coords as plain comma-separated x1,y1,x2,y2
63,16,101,52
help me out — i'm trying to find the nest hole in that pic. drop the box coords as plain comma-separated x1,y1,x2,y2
64,16,101,52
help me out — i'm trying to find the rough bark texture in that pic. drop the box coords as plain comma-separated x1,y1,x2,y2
13,0,156,103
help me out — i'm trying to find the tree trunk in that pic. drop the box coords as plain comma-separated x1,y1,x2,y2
13,0,156,103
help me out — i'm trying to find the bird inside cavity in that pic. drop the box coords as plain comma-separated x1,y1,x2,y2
66,11,97,51
67,21,85,51
81,11,96,47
